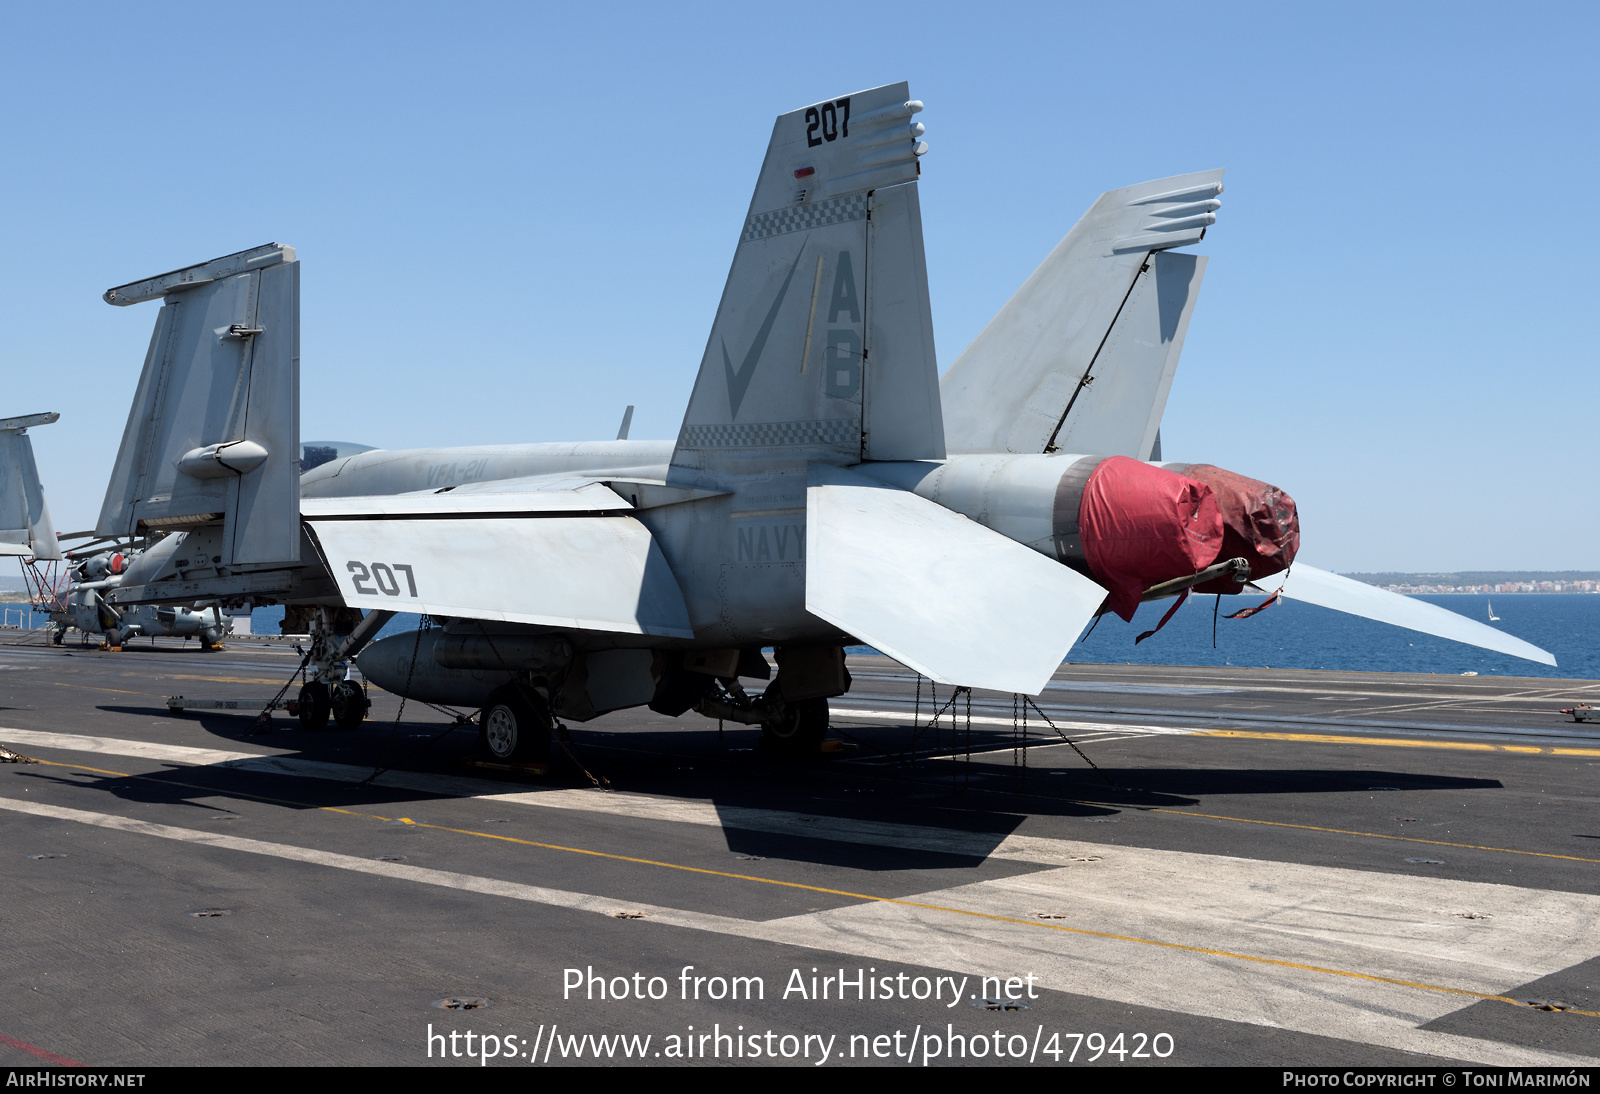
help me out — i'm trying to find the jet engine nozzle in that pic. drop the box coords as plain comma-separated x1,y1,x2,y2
1055,456,1224,621
1160,462,1299,594
859,451,1298,624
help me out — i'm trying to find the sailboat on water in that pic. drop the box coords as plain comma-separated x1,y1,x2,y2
1488,599,1500,621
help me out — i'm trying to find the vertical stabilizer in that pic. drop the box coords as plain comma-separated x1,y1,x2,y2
96,244,301,566
1048,250,1206,458
863,182,943,460
672,83,943,472
941,170,1223,455
0,412,62,560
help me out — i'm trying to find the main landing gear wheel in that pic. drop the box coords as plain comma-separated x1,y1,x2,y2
297,681,332,732
478,685,552,763
330,680,369,730
760,697,828,755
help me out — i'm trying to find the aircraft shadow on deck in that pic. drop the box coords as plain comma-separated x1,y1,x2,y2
1023,767,1503,803
56,705,1508,875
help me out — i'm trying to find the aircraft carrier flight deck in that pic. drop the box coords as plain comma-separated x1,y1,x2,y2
2,632,1597,1067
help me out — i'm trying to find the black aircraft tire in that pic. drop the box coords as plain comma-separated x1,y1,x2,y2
761,697,828,755
297,682,332,732
330,680,369,730
478,686,551,763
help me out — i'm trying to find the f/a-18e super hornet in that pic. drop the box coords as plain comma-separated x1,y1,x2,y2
87,82,1553,758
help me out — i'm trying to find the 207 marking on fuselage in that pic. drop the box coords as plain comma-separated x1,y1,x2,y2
347,561,418,597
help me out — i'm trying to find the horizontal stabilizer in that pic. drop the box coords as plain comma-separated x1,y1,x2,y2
805,464,1107,694
0,413,61,560
1251,564,1557,667
306,515,694,638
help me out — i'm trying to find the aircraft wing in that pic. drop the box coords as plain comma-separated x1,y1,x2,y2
1250,564,1557,667
302,482,694,638
805,463,1108,695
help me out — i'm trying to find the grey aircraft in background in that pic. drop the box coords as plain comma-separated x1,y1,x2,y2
2,412,233,648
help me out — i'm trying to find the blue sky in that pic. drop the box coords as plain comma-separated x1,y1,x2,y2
3,3,1595,571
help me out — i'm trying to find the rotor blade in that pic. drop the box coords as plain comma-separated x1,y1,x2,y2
65,541,133,560
1250,564,1556,667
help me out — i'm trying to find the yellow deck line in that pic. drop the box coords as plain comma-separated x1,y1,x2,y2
1144,807,1600,865
1195,728,1600,757
7,758,1594,1020
48,681,153,697
161,674,289,686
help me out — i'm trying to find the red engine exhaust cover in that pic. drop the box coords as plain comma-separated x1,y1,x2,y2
1079,456,1223,621
1165,463,1299,594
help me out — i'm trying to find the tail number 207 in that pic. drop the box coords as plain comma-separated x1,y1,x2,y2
347,561,418,598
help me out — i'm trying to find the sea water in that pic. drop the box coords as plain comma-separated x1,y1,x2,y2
1066,592,1600,680
6,593,1594,681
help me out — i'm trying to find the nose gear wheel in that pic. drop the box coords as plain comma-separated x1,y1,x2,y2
297,681,332,731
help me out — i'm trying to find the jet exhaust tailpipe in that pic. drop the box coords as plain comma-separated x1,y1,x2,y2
863,452,1299,623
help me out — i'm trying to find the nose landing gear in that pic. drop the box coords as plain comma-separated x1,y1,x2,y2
297,681,331,731
331,680,369,730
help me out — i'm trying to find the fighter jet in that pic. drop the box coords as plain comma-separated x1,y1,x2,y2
87,82,1554,761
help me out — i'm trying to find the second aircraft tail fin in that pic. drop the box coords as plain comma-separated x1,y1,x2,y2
941,171,1223,457
95,244,301,567
0,412,62,560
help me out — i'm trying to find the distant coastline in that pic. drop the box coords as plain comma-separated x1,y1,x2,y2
1343,572,1600,595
